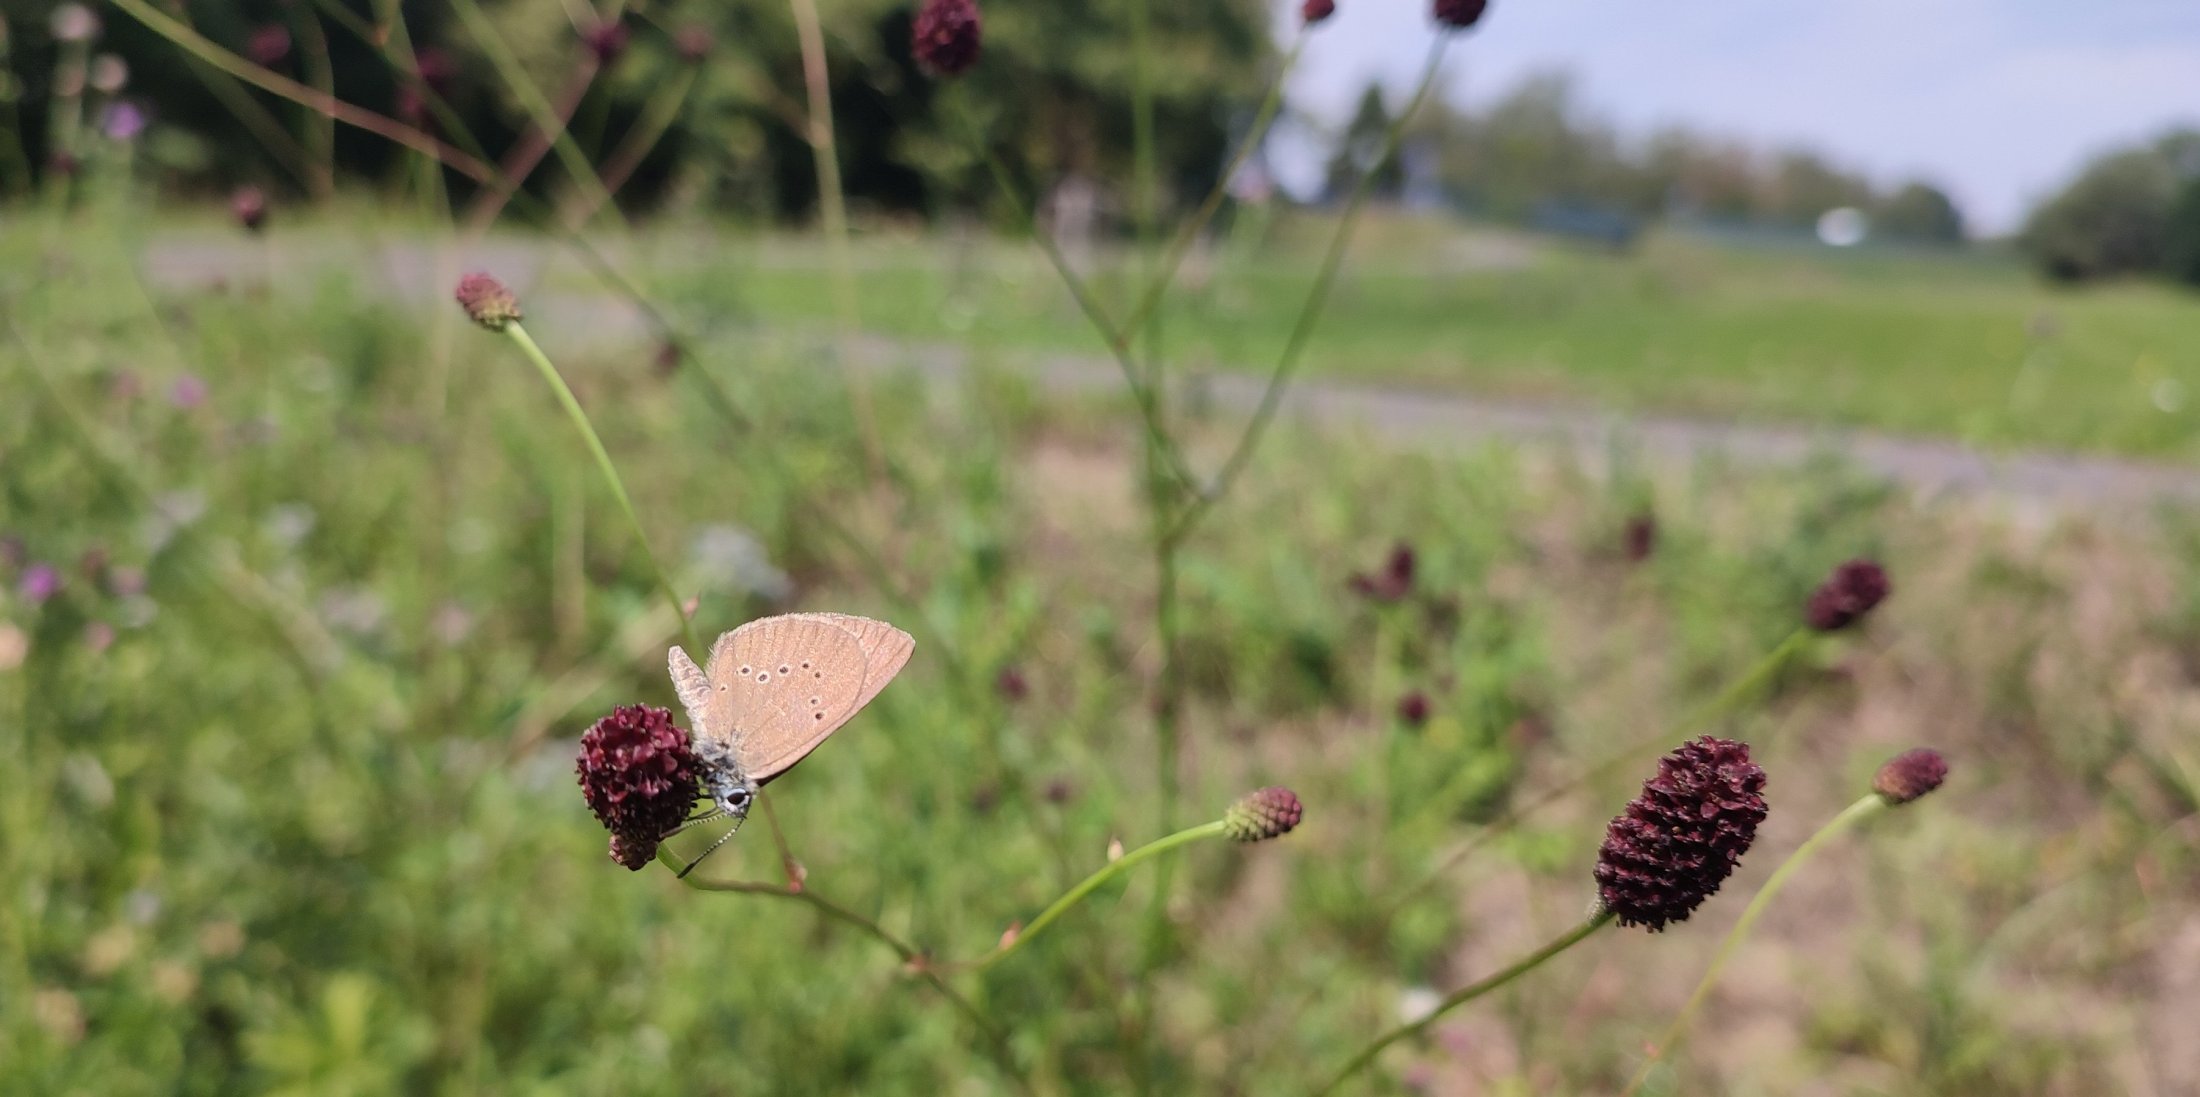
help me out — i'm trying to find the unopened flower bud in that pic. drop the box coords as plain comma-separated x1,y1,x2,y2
1224,787,1304,842
455,272,522,331
1873,748,1947,805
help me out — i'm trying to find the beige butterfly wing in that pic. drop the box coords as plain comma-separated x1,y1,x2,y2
790,612,915,713
667,613,913,784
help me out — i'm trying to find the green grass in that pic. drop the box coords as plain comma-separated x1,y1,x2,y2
3,207,2197,1095
666,212,2200,459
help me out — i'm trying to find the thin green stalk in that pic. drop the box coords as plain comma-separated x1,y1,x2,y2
787,0,885,476
569,65,698,222
1621,796,1887,1096
500,321,700,658
1166,35,1450,546
1392,628,1809,908
957,108,1199,499
447,0,620,226
105,0,497,181
292,2,340,200
665,849,1035,1097
1118,33,1305,340
1313,911,1616,1096
948,820,1231,973
171,48,322,193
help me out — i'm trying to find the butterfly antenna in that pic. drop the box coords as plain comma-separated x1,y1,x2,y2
664,806,726,839
675,815,745,880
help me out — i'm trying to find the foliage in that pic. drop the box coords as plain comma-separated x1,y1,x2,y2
0,205,2193,1094
2020,144,2182,282
0,0,1272,221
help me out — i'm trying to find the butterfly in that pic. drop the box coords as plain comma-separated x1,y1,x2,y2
667,613,913,873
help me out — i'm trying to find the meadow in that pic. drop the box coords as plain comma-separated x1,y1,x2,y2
4,192,2200,1095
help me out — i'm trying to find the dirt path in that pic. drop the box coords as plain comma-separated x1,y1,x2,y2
143,235,2200,516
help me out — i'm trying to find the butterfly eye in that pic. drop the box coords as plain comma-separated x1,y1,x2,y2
726,787,752,810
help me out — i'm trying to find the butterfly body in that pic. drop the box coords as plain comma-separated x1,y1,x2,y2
669,612,915,829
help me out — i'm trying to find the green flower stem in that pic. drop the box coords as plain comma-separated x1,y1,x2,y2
500,321,701,659
105,0,497,181
1165,34,1451,546
573,65,698,221
787,0,887,475
664,848,1035,1097
1393,627,1809,909
1117,32,1306,340
1314,910,1616,1097
1620,795,1887,1096
448,0,621,230
292,0,340,199
958,110,1200,500
943,820,1232,973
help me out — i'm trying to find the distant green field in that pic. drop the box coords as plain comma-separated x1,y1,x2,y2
661,213,2200,459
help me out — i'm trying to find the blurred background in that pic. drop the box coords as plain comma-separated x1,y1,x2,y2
3,1,2199,1094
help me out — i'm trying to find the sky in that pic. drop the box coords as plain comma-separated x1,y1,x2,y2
1272,0,2200,234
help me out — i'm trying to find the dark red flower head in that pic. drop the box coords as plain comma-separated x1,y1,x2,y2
581,20,630,66
1396,691,1431,728
455,272,522,331
1873,748,1947,805
912,0,983,77
246,24,292,68
1303,0,1337,24
1623,512,1657,562
231,185,268,233
995,665,1029,703
1434,0,1489,28
1594,736,1768,931
577,704,703,871
1348,542,1416,603
1806,558,1890,632
1225,787,1304,842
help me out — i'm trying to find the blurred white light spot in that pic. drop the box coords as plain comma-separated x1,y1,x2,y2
1397,985,1442,1024
2152,379,2186,413
1816,207,1868,247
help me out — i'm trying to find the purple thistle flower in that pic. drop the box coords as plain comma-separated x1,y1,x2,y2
1303,0,1337,24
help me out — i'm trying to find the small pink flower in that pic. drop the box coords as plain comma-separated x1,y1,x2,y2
169,375,208,409
246,25,292,68
20,563,61,604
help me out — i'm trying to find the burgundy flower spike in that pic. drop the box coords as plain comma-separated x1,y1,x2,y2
912,0,983,77
1806,558,1891,632
1594,736,1768,931
577,705,704,870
